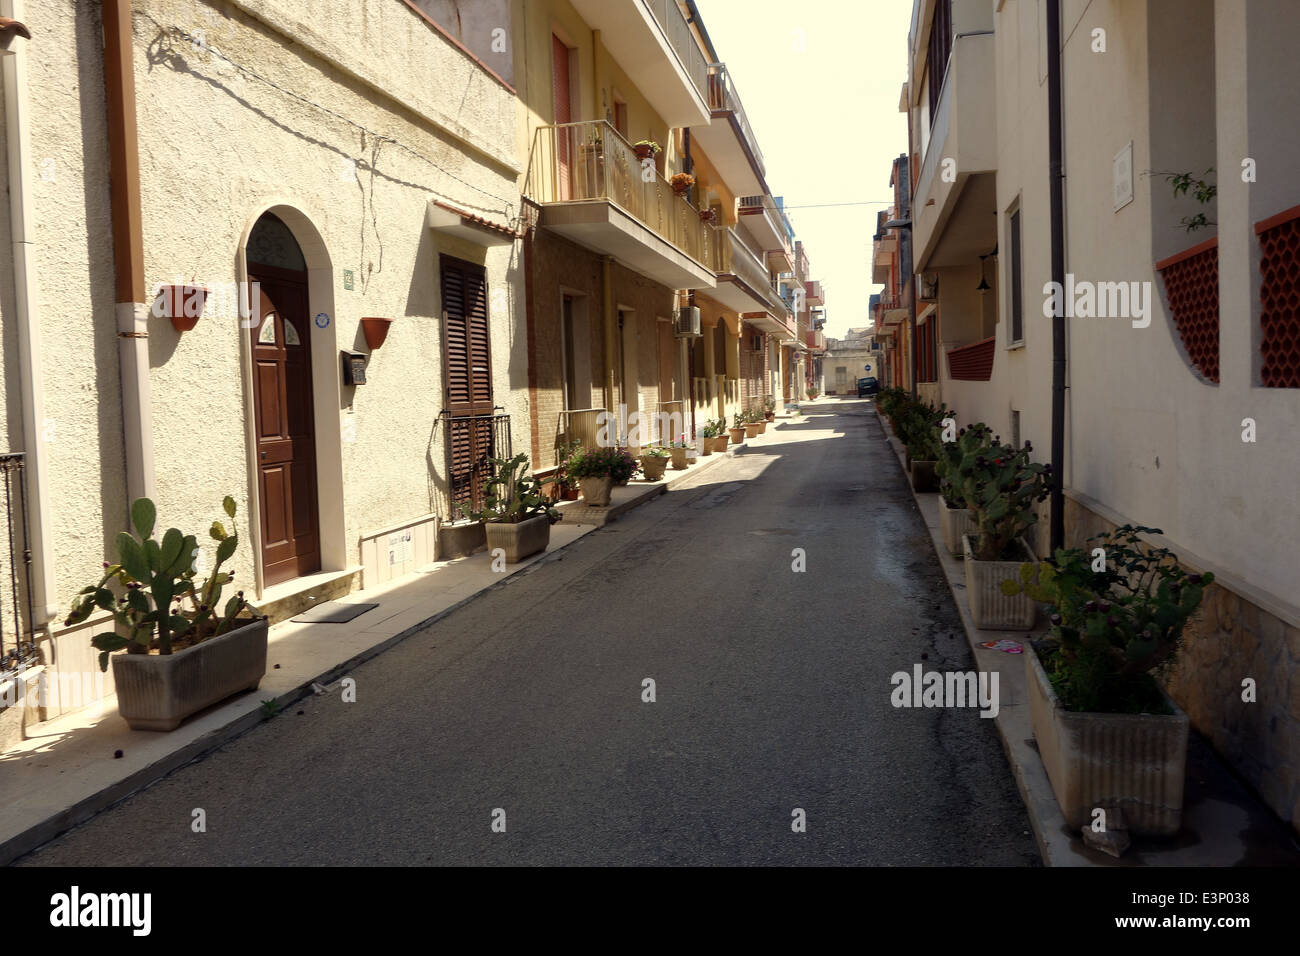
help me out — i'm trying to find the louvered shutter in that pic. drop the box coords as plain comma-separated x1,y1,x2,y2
441,256,496,513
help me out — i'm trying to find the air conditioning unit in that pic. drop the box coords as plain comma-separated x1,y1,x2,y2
674,306,701,338
919,272,939,301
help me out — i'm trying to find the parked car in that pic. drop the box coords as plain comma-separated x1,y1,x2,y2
857,376,879,397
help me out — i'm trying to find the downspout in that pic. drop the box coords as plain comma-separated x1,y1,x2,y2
1046,0,1067,552
901,152,918,402
601,256,615,412
2,0,56,626
104,0,154,510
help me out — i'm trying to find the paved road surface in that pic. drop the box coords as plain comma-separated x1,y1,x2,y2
22,400,1038,866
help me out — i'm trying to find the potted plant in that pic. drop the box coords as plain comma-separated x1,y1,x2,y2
710,419,729,453
806,387,820,400
952,438,1051,629
698,421,718,456
65,496,265,732
763,396,776,422
565,446,621,506
459,454,561,562
668,436,691,470
633,139,661,162
1001,526,1214,837
900,402,949,493
611,446,639,486
640,445,671,481
699,207,718,225
934,423,989,557
742,409,762,440
670,172,695,196
552,441,583,501
729,414,746,445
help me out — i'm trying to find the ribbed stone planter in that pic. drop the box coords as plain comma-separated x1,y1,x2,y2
1026,643,1189,837
962,534,1037,630
640,455,668,481
910,459,938,492
579,476,613,506
112,618,268,731
485,515,551,563
670,447,688,470
940,500,977,557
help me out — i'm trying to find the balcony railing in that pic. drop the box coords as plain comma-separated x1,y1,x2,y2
706,62,765,178
438,409,512,522
524,120,719,271
643,0,710,105
556,407,605,460
946,336,996,382
720,228,791,325
1155,237,1220,385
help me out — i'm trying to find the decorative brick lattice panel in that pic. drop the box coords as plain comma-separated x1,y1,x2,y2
1156,239,1219,384
946,336,995,381
1256,207,1300,388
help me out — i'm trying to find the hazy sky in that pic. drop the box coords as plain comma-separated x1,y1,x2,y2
697,0,913,338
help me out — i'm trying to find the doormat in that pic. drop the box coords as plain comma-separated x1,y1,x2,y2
291,602,379,624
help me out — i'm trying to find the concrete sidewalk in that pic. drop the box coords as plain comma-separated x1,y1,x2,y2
0,437,763,865
873,400,1300,866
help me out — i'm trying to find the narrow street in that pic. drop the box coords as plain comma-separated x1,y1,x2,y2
20,402,1036,866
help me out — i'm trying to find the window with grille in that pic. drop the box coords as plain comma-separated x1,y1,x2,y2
1009,207,1024,344
1256,205,1300,387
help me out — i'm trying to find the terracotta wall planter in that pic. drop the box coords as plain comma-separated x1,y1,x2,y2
157,284,210,333
111,618,268,731
713,435,728,453
962,534,1037,630
641,455,668,481
1026,643,1189,836
579,476,613,506
361,316,393,350
939,499,977,557
910,460,939,493
728,427,746,444
485,515,551,564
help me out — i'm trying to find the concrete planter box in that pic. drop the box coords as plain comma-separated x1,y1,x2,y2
962,534,1037,630
485,515,551,564
743,422,761,439
727,427,745,445
1026,643,1189,837
713,435,728,453
910,459,939,492
579,476,613,506
112,618,268,731
940,499,977,557
640,455,669,481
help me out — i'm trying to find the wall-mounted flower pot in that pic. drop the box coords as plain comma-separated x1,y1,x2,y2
962,534,1037,630
1026,642,1189,837
111,618,268,731
157,285,210,333
579,476,612,506
484,515,551,564
939,499,976,557
361,317,393,350
728,426,746,445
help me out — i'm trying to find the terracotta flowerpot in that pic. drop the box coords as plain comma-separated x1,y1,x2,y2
672,182,691,196
756,421,767,434
670,447,688,470
485,514,551,563
634,145,657,161
743,422,761,439
157,285,210,333
962,534,1037,630
361,316,393,350
699,440,713,457
765,412,775,422
713,435,728,453
1026,643,1189,836
728,427,745,444
111,618,268,731
579,476,613,506
641,455,669,481
561,484,580,501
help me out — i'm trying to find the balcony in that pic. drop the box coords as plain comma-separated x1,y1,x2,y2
804,279,824,306
805,328,826,353
709,227,793,337
692,62,766,197
568,0,710,127
873,232,897,285
524,120,717,289
738,194,793,267
913,31,996,269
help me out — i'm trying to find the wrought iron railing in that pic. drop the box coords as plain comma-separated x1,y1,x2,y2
437,410,512,522
706,63,765,178
0,454,37,679
556,407,605,459
643,0,710,103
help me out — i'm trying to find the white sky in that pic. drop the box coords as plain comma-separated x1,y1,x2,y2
697,0,913,338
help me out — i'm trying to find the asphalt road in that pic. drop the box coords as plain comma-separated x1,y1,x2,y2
21,399,1038,866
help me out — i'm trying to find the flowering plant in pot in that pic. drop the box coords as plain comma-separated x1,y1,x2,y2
934,422,992,555
65,496,265,731
742,409,762,439
1000,525,1214,836
668,435,692,470
669,172,695,196
565,447,623,505
640,445,671,481
633,139,661,161
459,454,561,564
948,437,1050,629
610,445,640,485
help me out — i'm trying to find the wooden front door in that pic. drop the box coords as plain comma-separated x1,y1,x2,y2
250,270,320,586
440,256,495,516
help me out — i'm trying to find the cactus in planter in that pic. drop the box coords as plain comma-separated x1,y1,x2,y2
951,438,1051,561
1002,525,1215,713
935,422,996,508
459,454,561,524
65,496,254,671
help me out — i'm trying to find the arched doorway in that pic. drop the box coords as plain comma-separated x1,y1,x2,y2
246,212,321,586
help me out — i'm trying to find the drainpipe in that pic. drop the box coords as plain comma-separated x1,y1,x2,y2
1046,0,1066,552
103,0,154,509
2,1,56,627
601,256,616,412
